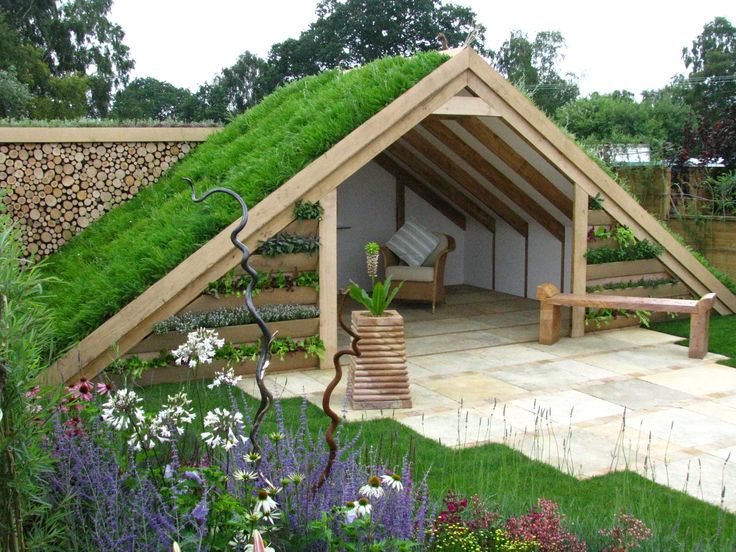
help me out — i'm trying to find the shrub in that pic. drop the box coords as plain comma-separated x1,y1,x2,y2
293,200,324,220
257,232,320,256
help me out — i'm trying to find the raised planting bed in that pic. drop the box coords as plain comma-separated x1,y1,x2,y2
130,318,320,355
182,287,319,313
106,353,319,387
247,253,318,273
587,258,668,286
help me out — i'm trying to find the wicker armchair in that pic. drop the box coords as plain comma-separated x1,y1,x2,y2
379,233,456,313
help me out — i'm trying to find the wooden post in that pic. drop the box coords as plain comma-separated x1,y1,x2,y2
537,283,562,345
319,190,338,369
689,292,716,359
571,184,588,337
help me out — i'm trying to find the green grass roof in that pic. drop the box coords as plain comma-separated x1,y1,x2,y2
41,52,449,354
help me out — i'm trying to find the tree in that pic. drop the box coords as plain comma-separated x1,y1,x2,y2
492,30,578,116
554,87,690,158
0,69,32,118
111,78,195,121
0,0,134,117
680,17,736,166
264,0,485,90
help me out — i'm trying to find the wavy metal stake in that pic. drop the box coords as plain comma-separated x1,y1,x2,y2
184,177,275,463
313,289,362,491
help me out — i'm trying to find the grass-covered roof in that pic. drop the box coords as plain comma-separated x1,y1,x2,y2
41,52,449,353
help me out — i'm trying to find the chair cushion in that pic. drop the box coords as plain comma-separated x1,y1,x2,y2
422,233,448,267
386,265,434,283
385,220,440,267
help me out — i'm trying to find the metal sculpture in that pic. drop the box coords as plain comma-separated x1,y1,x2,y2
314,289,362,490
184,178,275,459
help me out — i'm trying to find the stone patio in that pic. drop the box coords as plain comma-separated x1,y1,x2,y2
237,286,736,512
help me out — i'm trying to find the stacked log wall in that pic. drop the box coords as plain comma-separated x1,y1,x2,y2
0,127,219,258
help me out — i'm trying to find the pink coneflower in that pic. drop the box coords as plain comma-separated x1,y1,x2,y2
96,382,114,395
69,379,94,401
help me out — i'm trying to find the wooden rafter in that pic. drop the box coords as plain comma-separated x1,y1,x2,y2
400,129,529,237
455,117,573,218
386,144,498,234
464,52,736,314
420,117,565,241
40,49,474,386
374,154,466,230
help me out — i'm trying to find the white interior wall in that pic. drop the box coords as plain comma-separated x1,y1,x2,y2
464,217,494,289
404,188,465,285
336,163,396,290
493,220,526,296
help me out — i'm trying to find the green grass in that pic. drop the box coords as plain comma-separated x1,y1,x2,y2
40,52,449,355
139,382,736,550
651,314,736,367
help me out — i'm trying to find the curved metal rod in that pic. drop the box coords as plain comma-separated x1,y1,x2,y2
184,178,274,462
313,289,362,491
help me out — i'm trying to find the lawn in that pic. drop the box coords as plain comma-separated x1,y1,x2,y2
651,313,736,367
140,382,736,550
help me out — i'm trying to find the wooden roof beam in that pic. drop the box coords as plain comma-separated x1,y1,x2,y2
374,155,467,230
386,143,497,234
400,129,529,237
432,96,499,117
454,116,573,218
420,118,565,241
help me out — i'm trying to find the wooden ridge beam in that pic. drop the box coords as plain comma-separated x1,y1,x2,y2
40,50,475,386
374,155,466,230
386,144,496,234
420,118,565,241
432,96,499,117
400,129,528,237
455,116,573,218
464,51,736,315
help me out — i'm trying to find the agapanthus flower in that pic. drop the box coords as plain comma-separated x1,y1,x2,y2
68,378,94,401
172,328,224,368
152,392,196,437
356,497,372,517
101,388,145,430
253,489,278,515
207,366,242,389
359,475,384,499
381,472,404,491
201,408,246,450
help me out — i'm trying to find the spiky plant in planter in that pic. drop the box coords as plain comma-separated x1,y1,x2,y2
346,242,411,410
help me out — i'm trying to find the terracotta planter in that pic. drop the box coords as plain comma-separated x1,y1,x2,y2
348,310,411,410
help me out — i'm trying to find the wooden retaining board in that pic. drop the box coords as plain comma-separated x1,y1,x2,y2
130,318,320,355
246,253,318,274
105,353,319,387
586,258,667,281
181,287,318,313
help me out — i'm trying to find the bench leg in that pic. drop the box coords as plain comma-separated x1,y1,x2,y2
688,310,711,359
539,302,562,345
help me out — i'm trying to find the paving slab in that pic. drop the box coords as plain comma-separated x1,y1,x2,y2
624,407,736,448
511,389,626,425
416,371,528,403
581,379,695,410
641,363,736,396
493,359,618,391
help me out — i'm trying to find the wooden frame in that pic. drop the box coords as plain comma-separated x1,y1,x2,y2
40,47,736,386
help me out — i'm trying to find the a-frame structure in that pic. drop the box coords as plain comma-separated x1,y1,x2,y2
42,47,736,386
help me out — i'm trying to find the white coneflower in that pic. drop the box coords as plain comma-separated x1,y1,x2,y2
344,500,359,523
233,469,259,482
243,451,262,464
268,431,285,443
207,367,242,389
253,489,278,515
359,475,384,499
286,472,305,485
355,497,372,517
201,408,246,450
172,328,224,368
381,472,404,491
101,389,145,431
261,509,281,525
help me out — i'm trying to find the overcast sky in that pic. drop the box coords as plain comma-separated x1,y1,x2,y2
110,0,735,98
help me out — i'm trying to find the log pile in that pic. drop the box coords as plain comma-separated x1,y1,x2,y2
0,141,197,258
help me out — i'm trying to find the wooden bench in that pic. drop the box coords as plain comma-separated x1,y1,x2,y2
536,283,716,359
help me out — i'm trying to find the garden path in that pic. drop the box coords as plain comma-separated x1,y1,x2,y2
237,286,736,512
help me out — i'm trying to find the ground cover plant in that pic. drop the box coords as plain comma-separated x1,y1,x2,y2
651,314,736,368
39,51,450,355
206,270,320,297
134,385,736,551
